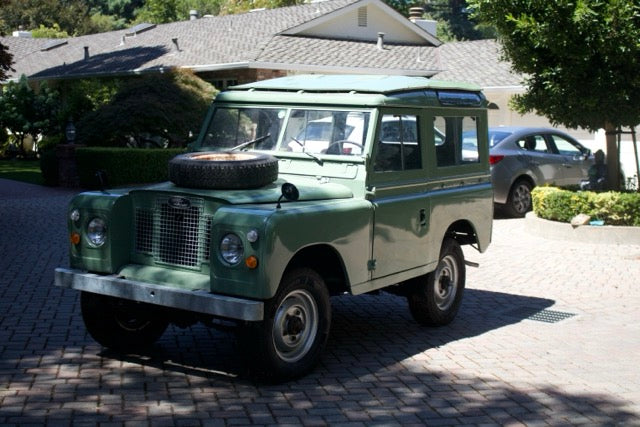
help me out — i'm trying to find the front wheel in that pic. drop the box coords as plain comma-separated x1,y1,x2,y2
80,292,169,352
407,238,465,326
238,268,331,382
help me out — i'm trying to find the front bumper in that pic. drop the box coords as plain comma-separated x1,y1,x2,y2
54,268,264,321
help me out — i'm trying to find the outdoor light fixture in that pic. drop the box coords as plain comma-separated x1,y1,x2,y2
65,121,76,144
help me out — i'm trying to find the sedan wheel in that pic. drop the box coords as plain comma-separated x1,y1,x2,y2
506,179,532,217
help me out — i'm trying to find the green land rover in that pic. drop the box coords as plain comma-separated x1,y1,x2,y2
55,74,493,381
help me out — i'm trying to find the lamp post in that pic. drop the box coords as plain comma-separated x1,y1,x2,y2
65,121,76,144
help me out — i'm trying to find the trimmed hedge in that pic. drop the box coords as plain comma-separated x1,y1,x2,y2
532,186,640,226
76,147,185,189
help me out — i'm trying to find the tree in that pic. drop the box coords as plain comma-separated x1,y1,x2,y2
0,42,12,82
470,0,640,190
0,0,94,36
76,70,216,148
0,75,60,156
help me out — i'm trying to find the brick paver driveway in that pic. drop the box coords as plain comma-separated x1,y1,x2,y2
1,178,639,425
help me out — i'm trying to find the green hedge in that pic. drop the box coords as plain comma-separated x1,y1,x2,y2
532,187,640,226
76,147,185,189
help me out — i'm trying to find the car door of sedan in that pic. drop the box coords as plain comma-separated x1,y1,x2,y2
514,134,565,186
546,134,593,185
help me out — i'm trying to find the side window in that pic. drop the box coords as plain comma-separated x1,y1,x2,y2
515,135,549,153
434,116,480,167
374,115,421,172
550,135,583,156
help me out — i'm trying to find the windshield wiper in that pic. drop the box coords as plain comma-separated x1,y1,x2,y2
290,137,323,165
230,133,271,151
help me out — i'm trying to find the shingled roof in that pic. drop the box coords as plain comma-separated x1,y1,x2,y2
0,0,522,88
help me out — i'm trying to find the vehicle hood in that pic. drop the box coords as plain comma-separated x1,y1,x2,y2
134,178,353,205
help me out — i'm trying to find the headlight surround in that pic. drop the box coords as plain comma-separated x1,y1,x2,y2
87,217,107,247
220,233,243,265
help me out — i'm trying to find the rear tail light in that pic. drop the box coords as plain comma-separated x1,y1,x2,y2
489,155,505,165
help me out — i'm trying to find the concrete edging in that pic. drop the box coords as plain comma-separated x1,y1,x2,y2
525,212,640,245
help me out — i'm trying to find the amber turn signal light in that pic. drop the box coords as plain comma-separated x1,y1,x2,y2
70,232,81,245
245,256,258,269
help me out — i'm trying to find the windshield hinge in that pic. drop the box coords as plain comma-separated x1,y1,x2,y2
367,259,377,271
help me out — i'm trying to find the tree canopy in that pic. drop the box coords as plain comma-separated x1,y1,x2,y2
470,0,640,189
76,70,216,147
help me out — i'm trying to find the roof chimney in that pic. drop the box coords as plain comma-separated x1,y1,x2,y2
409,7,424,22
408,6,437,36
84,46,90,60
377,32,385,50
190,9,199,20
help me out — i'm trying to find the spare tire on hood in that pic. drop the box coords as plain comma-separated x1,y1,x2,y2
169,151,279,189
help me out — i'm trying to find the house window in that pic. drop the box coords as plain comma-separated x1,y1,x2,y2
358,7,367,27
212,79,238,90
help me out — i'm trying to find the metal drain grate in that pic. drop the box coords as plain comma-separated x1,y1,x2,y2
504,307,576,323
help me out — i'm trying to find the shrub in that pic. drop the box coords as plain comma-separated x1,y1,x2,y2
532,187,640,226
76,147,185,189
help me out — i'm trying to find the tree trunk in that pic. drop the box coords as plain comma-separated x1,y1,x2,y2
604,122,621,191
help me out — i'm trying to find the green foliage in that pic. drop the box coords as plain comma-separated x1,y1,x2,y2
30,24,70,38
469,0,640,132
0,0,95,36
0,75,60,156
75,70,215,148
75,147,185,188
0,41,12,82
418,0,494,41
532,187,640,227
56,78,121,126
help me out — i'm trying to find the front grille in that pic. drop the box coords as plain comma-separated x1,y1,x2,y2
135,197,212,268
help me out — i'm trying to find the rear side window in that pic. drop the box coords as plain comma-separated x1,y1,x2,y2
434,116,480,166
374,115,421,172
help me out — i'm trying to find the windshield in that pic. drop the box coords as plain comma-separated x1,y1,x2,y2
201,107,370,156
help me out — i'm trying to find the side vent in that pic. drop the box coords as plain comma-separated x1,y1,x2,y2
358,6,367,27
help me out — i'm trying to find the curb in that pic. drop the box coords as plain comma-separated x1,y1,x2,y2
525,212,640,245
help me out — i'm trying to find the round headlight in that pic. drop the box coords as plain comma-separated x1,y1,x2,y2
220,233,243,265
87,217,107,246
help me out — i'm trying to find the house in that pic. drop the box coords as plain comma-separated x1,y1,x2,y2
0,0,607,149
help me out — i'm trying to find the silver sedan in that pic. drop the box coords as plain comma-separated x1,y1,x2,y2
465,127,594,217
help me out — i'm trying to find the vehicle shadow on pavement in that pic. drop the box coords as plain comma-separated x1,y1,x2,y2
88,289,638,424
99,288,553,383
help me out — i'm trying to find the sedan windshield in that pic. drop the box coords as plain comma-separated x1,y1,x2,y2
201,107,370,156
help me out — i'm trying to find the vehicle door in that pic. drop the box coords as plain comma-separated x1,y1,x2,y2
368,111,432,279
513,134,564,185
546,133,592,185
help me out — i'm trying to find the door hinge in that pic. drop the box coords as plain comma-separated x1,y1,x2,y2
367,259,377,271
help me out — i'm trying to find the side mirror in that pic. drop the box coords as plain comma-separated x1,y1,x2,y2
276,183,299,208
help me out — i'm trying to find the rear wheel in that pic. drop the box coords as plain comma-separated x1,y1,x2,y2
238,268,331,382
407,238,465,326
505,179,532,217
80,292,168,351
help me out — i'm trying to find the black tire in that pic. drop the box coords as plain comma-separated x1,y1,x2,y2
505,179,533,217
407,238,465,326
169,151,279,189
238,268,331,382
80,292,169,352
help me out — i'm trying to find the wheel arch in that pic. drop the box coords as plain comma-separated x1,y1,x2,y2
283,244,349,296
445,219,480,248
